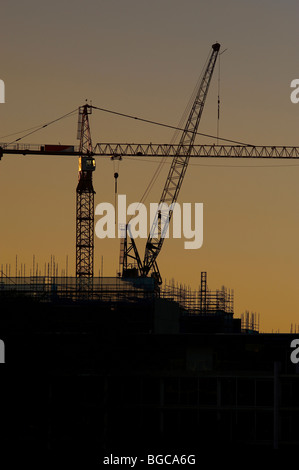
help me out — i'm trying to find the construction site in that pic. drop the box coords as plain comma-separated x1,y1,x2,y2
1,42,299,459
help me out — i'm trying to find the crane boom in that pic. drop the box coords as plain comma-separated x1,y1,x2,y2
142,42,220,281
2,143,299,159
93,143,299,159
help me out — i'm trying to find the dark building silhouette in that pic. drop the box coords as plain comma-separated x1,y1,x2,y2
0,274,298,462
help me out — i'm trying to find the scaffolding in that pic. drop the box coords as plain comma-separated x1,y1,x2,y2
0,271,234,315
0,274,156,303
0,266,259,333
160,273,234,316
241,310,260,333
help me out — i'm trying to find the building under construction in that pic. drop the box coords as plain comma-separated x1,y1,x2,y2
1,43,299,462
0,269,242,334
0,269,298,461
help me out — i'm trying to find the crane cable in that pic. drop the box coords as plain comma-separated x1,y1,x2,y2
2,108,78,148
217,48,228,144
91,104,253,147
139,49,212,205
111,46,220,215
217,51,220,144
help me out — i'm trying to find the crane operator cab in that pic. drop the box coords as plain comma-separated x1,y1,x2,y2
79,156,96,172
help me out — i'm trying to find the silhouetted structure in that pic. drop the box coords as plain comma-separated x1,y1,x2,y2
0,272,298,462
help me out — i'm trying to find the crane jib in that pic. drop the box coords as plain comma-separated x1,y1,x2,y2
141,43,221,282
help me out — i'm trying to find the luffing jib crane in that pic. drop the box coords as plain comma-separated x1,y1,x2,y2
121,42,221,284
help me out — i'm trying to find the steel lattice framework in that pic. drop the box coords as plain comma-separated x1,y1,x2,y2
2,143,299,159
141,42,221,283
93,143,299,159
76,105,95,279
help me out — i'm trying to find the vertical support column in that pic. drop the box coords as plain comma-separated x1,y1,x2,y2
76,182,94,277
76,104,96,285
200,271,207,314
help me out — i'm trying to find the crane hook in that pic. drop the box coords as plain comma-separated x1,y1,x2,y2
111,154,122,195
111,155,122,225
114,172,119,193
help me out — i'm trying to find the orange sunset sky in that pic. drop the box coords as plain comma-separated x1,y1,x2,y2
0,0,299,332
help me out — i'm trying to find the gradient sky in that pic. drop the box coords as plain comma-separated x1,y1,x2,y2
1,0,299,332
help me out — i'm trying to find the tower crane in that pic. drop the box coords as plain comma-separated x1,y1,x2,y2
1,38,299,283
76,104,96,281
121,42,221,284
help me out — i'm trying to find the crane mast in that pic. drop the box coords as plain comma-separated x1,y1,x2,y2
141,42,220,283
76,104,96,281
